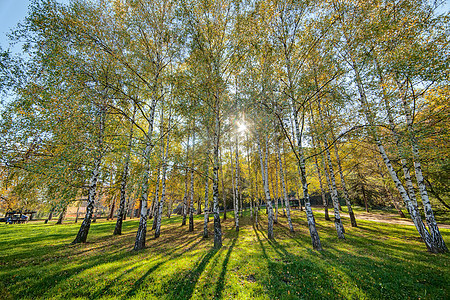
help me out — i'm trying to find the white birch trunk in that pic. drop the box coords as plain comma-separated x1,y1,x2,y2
246,134,254,220
134,98,157,251
379,75,419,211
398,81,448,253
276,140,294,232
114,106,135,235
323,100,357,226
256,133,274,239
317,101,345,238
203,157,210,238
349,59,436,252
189,131,196,232
275,154,281,219
72,107,105,244
219,149,227,220
234,134,240,232
182,132,190,226
212,99,222,249
155,115,171,238
292,109,322,250
270,161,278,224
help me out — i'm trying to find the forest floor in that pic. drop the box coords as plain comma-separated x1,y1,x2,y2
0,209,449,299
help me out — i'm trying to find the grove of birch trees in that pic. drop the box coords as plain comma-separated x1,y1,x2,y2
0,0,449,253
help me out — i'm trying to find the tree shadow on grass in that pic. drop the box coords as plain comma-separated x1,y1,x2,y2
214,233,238,299
253,225,341,299
122,261,165,299
164,247,219,300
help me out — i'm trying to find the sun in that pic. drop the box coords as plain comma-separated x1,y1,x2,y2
238,122,247,132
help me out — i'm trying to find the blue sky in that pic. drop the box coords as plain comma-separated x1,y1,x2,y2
0,0,69,50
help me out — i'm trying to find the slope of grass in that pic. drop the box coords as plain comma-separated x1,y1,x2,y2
0,210,449,299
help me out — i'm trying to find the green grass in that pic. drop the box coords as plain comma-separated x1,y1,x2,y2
0,210,449,299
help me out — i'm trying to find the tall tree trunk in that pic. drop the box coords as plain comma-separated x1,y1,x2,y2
155,117,171,238
108,198,116,221
325,110,357,226
256,133,274,239
317,101,345,238
292,108,322,250
349,56,436,252
398,79,448,253
275,153,280,220
189,130,196,232
239,176,243,217
45,205,55,224
315,149,330,221
203,156,210,238
134,98,158,251
114,106,135,235
378,71,419,211
152,110,166,230
234,133,240,232
56,204,67,225
182,132,191,226
254,145,261,228
72,107,105,244
212,99,222,249
374,62,419,212
332,139,357,227
270,162,278,224
220,149,227,220
246,133,254,220
276,140,294,232
308,106,330,221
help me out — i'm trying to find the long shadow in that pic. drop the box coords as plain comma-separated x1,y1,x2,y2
214,234,238,299
6,228,209,299
122,261,164,299
6,248,142,299
164,247,218,300
99,231,209,298
253,224,341,299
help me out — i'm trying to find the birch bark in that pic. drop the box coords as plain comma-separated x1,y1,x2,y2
212,98,222,249
182,132,190,226
234,133,240,232
155,114,171,238
133,98,158,251
349,58,436,252
203,156,210,238
114,106,135,235
256,133,274,239
276,140,294,232
219,149,227,220
292,109,322,250
189,131,196,232
72,107,105,244
398,80,448,253
317,101,345,238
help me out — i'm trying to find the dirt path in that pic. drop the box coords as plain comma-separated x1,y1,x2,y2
312,209,450,229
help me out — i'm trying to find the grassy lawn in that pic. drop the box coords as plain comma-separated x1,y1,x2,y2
0,210,449,299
